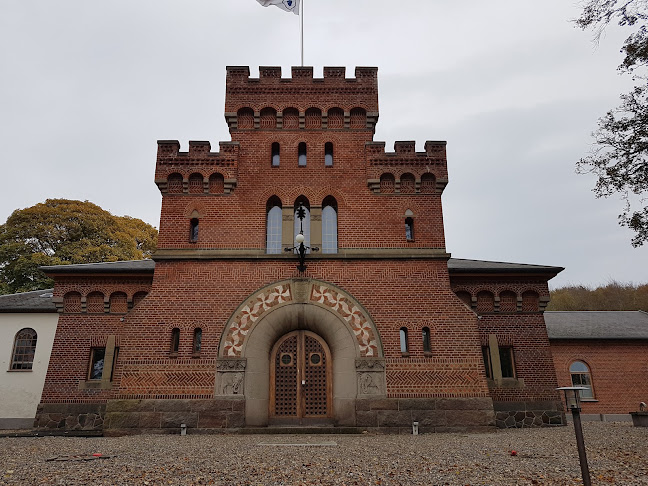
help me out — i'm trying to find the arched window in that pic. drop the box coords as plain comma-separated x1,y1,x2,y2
522,291,540,312
266,196,283,254
237,107,254,129
109,292,128,314
570,361,594,398
283,107,299,129
327,107,344,129
294,196,311,253
322,196,338,254
11,328,37,370
170,328,180,355
405,216,414,241
399,328,409,355
271,142,280,167
305,107,322,129
260,107,277,129
400,173,415,194
298,142,307,166
476,291,495,313
63,292,82,313
209,173,224,194
380,173,395,194
193,328,202,355
422,327,431,353
350,107,366,128
189,218,199,243
325,142,334,167
167,173,183,194
421,173,435,193
499,291,517,313
86,292,104,314
188,173,203,194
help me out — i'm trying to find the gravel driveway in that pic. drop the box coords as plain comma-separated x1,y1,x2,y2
1,422,646,485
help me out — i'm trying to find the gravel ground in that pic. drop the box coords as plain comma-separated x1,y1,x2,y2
0,422,647,485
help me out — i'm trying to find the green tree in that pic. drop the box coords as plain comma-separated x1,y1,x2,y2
548,280,648,311
0,199,158,294
576,0,648,246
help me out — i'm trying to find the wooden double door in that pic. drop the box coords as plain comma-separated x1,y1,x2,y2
270,330,332,423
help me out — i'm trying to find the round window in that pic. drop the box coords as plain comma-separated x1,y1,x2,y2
280,353,292,366
310,353,321,365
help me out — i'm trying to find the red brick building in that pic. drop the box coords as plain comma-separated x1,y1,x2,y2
36,66,565,433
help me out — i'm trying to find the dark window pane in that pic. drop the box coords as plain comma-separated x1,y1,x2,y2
499,347,515,378
482,347,492,379
89,348,106,380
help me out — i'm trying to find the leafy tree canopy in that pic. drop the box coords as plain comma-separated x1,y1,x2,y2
0,199,158,294
548,280,648,311
576,0,648,246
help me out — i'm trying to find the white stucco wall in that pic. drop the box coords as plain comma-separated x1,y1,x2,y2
0,313,58,428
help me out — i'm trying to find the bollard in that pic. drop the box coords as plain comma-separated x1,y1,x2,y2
180,423,187,436
412,421,419,435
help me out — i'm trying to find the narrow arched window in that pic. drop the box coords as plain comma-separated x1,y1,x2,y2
266,197,282,254
298,142,307,166
400,328,409,355
322,196,338,254
405,217,414,241
11,328,37,370
170,328,180,355
192,328,202,355
325,142,334,167
189,218,199,243
294,197,311,253
570,361,594,398
271,142,280,167
422,327,431,353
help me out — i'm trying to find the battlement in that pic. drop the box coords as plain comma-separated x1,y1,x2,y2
365,141,447,162
156,140,240,163
224,66,379,123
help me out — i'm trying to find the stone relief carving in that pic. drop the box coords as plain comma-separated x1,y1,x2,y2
220,372,244,395
355,358,386,397
355,358,386,370
359,373,380,395
216,359,247,371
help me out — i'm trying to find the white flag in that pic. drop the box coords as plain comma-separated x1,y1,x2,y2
256,0,300,15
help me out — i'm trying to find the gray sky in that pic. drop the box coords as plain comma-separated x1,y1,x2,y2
1,0,646,288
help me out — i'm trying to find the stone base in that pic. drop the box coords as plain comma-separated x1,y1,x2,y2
355,397,496,433
630,412,648,427
103,398,245,436
493,401,565,428
34,403,106,432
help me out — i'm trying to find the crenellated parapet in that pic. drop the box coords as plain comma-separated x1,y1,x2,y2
224,66,379,133
366,141,449,194
155,140,239,195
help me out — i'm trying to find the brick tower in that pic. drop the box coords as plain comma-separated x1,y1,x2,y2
37,66,564,433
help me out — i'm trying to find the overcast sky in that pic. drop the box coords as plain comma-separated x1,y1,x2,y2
1,0,646,288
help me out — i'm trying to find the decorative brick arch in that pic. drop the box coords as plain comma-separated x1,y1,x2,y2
218,279,383,358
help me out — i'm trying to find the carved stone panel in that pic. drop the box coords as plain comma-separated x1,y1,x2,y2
355,358,386,398
215,358,247,396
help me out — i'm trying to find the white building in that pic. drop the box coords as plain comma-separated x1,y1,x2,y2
0,289,58,429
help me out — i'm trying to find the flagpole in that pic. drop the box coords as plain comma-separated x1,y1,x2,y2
300,0,304,66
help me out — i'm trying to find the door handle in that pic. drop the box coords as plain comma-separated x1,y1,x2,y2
301,380,305,385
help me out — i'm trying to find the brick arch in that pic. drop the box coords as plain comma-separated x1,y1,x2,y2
183,201,207,218
312,187,348,209
218,279,383,358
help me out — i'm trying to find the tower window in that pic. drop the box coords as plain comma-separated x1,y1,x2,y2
190,218,199,243
405,217,414,241
271,142,280,167
266,197,282,254
422,327,431,353
170,328,180,355
322,197,338,254
298,142,307,166
193,328,203,356
325,142,334,167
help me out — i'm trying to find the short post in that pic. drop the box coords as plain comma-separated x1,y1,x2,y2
180,423,187,436
412,421,419,435
557,387,591,486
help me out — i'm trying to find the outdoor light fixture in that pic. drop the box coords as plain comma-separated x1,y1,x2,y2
557,386,592,486
285,202,319,273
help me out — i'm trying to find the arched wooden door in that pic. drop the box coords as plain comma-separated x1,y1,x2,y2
270,330,332,424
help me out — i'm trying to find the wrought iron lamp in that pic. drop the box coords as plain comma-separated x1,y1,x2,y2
557,386,592,486
285,202,319,273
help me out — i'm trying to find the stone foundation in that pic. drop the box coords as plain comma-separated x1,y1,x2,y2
355,397,496,433
493,401,564,428
34,403,106,432
103,398,245,436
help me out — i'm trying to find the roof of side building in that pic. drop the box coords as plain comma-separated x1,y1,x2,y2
545,311,648,340
0,289,57,313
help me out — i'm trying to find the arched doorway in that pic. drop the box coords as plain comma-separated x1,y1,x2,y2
270,330,332,424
